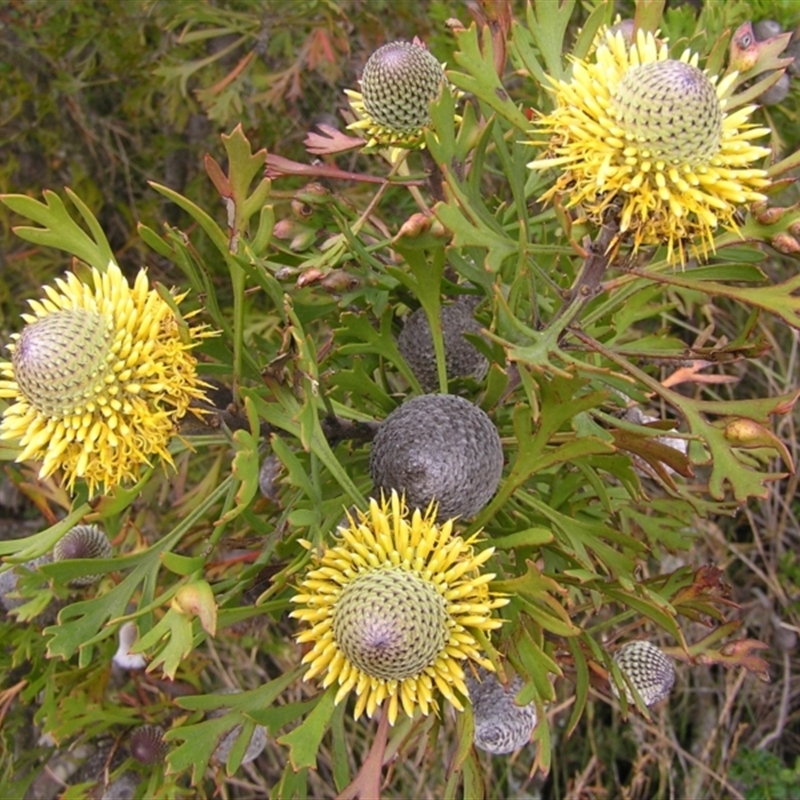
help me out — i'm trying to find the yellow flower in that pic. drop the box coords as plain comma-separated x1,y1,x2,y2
346,40,446,153
528,28,771,264
0,262,210,495
291,491,508,725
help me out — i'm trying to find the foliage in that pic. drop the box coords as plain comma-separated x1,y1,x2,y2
730,748,800,800
1,1,799,798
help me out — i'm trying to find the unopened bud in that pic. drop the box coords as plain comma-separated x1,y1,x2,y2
172,580,217,636
770,233,800,254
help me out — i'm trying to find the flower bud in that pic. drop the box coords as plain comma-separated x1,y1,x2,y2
334,567,449,681
171,579,217,636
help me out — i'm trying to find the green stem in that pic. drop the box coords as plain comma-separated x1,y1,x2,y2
229,253,246,401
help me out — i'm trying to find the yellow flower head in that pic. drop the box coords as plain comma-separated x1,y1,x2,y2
0,262,210,495
528,28,771,264
291,490,508,725
345,40,446,153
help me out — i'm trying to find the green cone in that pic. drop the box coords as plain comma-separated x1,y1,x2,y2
13,308,111,416
361,41,445,135
333,567,448,681
611,60,722,165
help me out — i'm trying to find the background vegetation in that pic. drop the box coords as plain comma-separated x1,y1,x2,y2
1,0,799,798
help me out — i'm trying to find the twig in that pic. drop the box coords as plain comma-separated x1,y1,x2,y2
336,712,391,800
555,201,622,322
756,649,791,749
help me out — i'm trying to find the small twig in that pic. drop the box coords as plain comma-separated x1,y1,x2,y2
336,712,390,800
421,149,445,203
756,648,791,749
555,202,622,321
187,400,379,447
320,416,380,446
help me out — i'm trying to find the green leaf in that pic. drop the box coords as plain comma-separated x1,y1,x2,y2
495,560,580,637
491,527,554,550
448,25,531,132
218,425,260,524
135,607,197,679
335,309,423,393
149,181,230,257
277,685,337,771
0,189,115,271
525,0,577,81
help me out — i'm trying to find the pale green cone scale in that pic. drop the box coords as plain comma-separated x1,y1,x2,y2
361,41,445,135
333,567,448,681
612,60,722,165
13,308,112,416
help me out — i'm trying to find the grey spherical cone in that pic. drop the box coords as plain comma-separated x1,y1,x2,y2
369,394,503,520
398,297,489,392
466,668,536,755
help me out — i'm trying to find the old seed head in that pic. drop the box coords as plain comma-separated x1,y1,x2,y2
466,668,537,754
369,394,503,520
397,297,489,392
53,524,113,586
128,725,167,765
611,640,675,707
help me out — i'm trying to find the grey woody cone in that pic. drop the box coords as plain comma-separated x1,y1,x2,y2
211,689,268,767
53,524,113,586
361,41,445,134
611,59,722,165
398,296,488,392
369,394,503,520
128,725,167,765
611,640,675,707
0,554,52,611
466,668,536,754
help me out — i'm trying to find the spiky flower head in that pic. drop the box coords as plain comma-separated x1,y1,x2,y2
528,28,771,264
291,491,508,725
0,262,211,495
345,40,446,151
466,668,537,755
610,640,675,707
53,524,113,586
